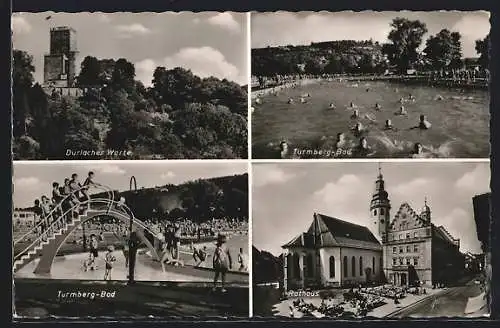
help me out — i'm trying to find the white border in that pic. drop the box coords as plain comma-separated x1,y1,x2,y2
247,11,252,162
246,11,254,318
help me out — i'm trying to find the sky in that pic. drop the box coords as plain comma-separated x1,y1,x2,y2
253,161,490,256
13,161,247,208
251,11,491,58
11,12,248,86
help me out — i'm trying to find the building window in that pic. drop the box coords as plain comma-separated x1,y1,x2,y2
406,245,410,252
414,245,419,252
372,257,375,274
393,247,397,253
414,232,418,238
413,257,419,266
380,208,385,215
393,257,397,265
399,234,403,240
351,256,356,277
329,256,335,278
399,247,403,253
399,258,403,265
343,256,348,277
406,258,411,265
406,233,410,239
359,257,363,276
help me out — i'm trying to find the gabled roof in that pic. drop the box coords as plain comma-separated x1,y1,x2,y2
282,213,381,251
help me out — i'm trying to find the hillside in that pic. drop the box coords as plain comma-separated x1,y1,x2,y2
92,173,248,222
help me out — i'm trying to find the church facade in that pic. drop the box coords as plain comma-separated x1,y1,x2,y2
282,213,383,290
281,167,465,290
370,168,464,287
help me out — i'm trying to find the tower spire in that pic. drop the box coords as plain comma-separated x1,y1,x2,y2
424,196,427,206
378,163,382,177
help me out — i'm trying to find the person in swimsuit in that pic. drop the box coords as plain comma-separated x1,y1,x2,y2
193,245,208,267
397,106,407,115
213,234,232,293
89,234,99,269
375,103,382,111
104,245,116,280
238,248,247,272
351,109,360,119
279,140,289,159
384,119,394,130
353,137,374,157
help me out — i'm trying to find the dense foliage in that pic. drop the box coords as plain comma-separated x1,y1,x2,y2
12,53,248,159
92,173,249,223
252,17,490,77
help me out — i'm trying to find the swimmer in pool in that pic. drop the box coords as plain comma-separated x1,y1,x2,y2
335,132,347,149
375,103,382,111
328,103,336,110
299,97,307,104
251,106,255,113
384,119,394,130
408,93,416,101
410,143,425,158
418,115,432,129
397,106,408,115
351,109,360,119
399,97,405,104
255,97,262,105
287,98,294,104
351,122,365,136
279,140,289,159
354,137,374,157
349,102,358,109
435,95,444,101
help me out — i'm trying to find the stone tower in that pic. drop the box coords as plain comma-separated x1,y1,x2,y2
370,164,391,242
43,26,78,87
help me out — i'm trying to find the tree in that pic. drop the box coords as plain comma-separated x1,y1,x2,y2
12,50,35,138
424,29,463,70
77,56,102,87
110,58,136,92
475,34,490,69
384,18,428,73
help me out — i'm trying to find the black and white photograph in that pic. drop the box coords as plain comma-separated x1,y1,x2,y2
252,162,491,318
12,161,249,318
251,11,490,159
12,12,248,160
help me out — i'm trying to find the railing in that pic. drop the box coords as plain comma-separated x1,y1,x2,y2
13,196,159,263
13,185,115,262
13,184,114,246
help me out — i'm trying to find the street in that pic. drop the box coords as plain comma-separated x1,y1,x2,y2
389,279,485,318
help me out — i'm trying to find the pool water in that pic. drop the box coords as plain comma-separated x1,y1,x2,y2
252,80,490,158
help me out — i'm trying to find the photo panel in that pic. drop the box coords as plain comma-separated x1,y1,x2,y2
11,11,249,160
12,161,249,318
250,11,491,159
252,161,491,318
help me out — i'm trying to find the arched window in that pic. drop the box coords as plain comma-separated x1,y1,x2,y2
343,256,348,277
380,208,385,215
351,256,356,277
359,257,363,276
372,256,376,275
373,209,377,216
329,256,335,278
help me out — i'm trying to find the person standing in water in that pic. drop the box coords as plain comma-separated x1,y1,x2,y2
213,234,232,293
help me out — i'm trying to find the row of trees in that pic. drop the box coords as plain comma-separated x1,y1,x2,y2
12,51,248,159
252,17,490,76
93,173,248,223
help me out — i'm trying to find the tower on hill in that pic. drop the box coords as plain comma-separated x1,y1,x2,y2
43,26,79,88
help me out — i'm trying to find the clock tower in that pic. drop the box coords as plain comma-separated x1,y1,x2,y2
370,164,391,242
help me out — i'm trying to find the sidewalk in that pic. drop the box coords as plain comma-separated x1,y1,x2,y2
368,287,446,318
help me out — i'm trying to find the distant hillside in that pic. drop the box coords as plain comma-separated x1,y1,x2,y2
91,173,248,223
253,246,282,284
252,40,388,77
